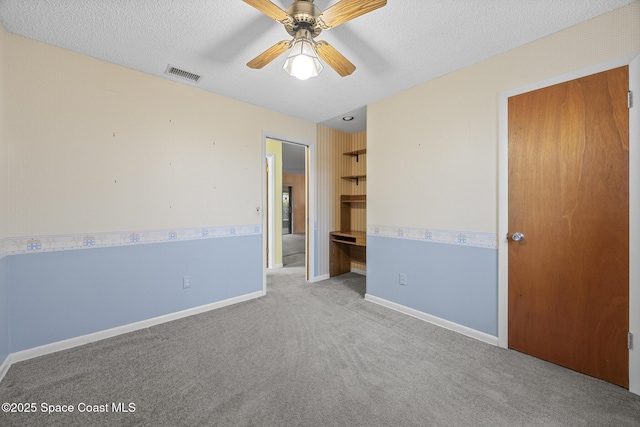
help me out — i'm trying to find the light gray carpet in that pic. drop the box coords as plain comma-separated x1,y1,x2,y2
282,233,305,268
1,253,639,426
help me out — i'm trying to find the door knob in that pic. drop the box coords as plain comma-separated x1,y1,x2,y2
511,232,524,241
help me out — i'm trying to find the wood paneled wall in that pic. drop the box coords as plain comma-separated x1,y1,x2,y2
317,125,367,274
283,173,306,235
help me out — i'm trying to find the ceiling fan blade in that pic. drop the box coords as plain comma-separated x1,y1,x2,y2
318,0,387,29
242,0,291,23
247,40,292,69
315,41,356,77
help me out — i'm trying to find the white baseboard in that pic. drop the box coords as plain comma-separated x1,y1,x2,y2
309,273,330,283
3,290,265,379
364,293,499,346
0,354,11,383
351,268,366,276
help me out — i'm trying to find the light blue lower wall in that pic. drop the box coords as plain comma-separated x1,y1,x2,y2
7,235,262,353
367,235,498,336
0,257,8,364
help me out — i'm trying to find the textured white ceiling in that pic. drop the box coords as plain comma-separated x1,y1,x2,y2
0,0,635,133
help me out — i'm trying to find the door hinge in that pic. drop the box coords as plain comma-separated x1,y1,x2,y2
629,332,634,350
629,91,633,109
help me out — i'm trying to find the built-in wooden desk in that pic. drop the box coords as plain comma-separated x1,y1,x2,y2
330,195,367,277
330,230,366,277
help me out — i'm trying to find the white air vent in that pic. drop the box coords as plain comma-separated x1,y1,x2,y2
165,65,201,82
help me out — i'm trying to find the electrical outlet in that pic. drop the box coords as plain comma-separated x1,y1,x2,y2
183,276,191,289
399,273,407,286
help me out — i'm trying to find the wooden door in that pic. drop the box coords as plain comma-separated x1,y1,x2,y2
508,66,629,387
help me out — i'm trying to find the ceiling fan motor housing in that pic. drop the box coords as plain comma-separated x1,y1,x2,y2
285,0,322,38
244,0,385,77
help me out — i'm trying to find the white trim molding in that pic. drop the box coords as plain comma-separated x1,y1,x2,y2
628,53,640,396
309,273,330,283
266,153,276,270
0,354,10,383
498,52,640,395
364,294,499,346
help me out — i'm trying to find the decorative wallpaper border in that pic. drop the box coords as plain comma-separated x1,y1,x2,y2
0,224,262,260
368,225,498,249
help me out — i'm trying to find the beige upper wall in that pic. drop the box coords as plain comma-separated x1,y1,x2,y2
368,2,640,233
0,24,8,240
6,34,316,238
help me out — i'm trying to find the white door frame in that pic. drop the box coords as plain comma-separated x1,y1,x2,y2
498,52,640,395
262,131,316,292
266,153,275,270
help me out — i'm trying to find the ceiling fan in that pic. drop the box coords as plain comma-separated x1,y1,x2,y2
242,0,387,80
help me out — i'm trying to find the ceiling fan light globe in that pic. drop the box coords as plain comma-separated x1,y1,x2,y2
290,55,314,80
283,37,323,80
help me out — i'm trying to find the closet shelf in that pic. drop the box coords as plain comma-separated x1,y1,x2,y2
331,146,367,277
341,175,366,185
343,148,366,162
341,194,366,204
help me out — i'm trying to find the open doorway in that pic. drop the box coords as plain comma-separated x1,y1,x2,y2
282,143,306,269
265,138,308,275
